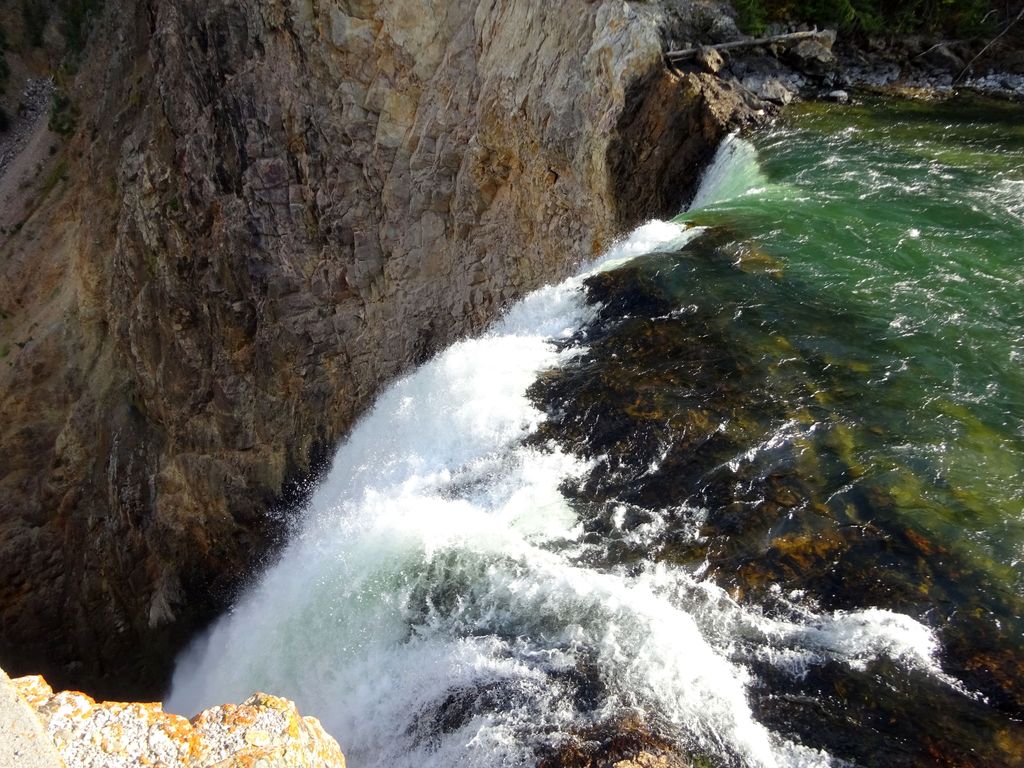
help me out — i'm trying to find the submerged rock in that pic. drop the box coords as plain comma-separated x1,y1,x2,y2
10,673,345,768
537,715,697,768
529,229,1024,767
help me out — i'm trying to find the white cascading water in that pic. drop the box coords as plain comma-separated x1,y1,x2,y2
168,141,950,768
687,133,768,212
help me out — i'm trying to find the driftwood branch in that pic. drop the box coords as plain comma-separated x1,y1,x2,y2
665,30,831,62
955,6,1024,83
912,40,967,60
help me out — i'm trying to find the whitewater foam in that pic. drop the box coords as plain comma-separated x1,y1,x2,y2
168,199,952,768
687,133,768,213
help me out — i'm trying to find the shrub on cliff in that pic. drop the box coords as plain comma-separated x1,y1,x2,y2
0,25,9,94
61,0,102,57
9,0,102,63
48,88,76,134
21,0,49,48
734,0,1001,38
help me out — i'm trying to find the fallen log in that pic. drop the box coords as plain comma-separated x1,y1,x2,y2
665,29,834,62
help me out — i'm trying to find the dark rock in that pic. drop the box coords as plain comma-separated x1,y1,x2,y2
537,714,696,768
920,43,965,73
696,46,725,74
608,69,763,225
754,77,796,104
529,232,1024,764
788,30,836,74
0,0,757,699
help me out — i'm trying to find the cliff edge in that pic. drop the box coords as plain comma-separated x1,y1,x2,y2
4,668,345,768
0,667,64,768
0,0,757,697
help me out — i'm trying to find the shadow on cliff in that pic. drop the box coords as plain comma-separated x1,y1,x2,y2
0,0,760,703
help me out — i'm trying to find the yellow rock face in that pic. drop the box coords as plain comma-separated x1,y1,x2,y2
11,675,345,768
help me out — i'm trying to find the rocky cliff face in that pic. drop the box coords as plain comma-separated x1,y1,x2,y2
11,672,346,767
0,0,755,697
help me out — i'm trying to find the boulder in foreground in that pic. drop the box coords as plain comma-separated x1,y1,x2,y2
11,674,345,768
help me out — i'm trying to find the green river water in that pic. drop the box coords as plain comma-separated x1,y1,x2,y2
692,96,1024,582
169,95,1024,768
535,94,1024,765
687,96,1024,577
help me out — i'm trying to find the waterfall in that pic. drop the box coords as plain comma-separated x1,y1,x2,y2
687,133,768,212
167,153,947,768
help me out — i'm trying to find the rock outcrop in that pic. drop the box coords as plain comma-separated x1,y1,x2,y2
9,672,345,767
0,667,65,768
0,0,755,697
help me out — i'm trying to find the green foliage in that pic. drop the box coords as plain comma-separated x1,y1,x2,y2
734,0,769,35
48,88,77,135
22,0,49,48
0,25,9,94
60,0,103,56
38,158,68,200
731,0,1003,38
10,0,101,60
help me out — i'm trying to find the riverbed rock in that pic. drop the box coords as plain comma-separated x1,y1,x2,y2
0,0,758,697
10,673,345,768
787,30,836,74
537,714,694,768
696,46,726,74
754,76,797,104
920,43,965,73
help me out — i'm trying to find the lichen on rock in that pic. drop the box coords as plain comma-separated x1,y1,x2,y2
12,674,345,768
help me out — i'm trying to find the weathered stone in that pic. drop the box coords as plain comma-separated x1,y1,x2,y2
789,30,836,70
0,668,65,768
756,77,796,104
10,673,345,768
695,46,725,74
920,43,965,72
608,69,763,224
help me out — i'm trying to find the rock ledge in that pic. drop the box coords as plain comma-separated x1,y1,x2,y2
9,673,345,768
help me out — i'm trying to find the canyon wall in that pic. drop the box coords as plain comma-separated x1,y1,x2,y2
0,0,755,697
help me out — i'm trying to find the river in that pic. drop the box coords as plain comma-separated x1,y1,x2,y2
168,95,1024,768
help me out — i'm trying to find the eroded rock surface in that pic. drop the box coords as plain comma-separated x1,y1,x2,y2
12,673,345,768
0,0,755,697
